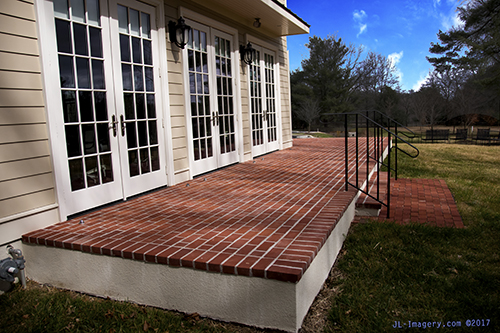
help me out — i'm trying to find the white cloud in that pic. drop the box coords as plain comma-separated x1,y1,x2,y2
353,10,368,37
353,10,367,22
388,51,403,65
412,72,430,92
441,11,462,30
357,24,367,37
388,51,404,82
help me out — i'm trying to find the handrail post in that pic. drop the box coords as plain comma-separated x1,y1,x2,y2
366,111,369,190
395,123,398,180
356,113,359,188
387,145,391,219
345,113,348,191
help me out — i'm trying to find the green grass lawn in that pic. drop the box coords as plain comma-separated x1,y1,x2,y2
1,144,499,332
327,144,500,332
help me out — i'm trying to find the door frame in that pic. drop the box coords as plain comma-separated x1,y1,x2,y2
35,0,173,220
179,8,243,178
245,35,283,158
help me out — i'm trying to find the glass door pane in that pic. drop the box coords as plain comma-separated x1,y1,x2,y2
215,35,236,155
264,53,277,144
117,4,160,177
55,0,114,192
250,50,263,147
187,28,212,161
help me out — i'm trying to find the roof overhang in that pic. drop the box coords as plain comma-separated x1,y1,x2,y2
191,0,310,37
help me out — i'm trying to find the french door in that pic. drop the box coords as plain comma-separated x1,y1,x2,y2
184,22,239,176
249,46,279,157
47,0,166,216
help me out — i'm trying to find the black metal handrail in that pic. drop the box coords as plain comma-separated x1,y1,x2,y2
324,111,419,218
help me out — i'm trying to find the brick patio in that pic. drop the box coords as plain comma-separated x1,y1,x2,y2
378,178,464,228
23,138,380,283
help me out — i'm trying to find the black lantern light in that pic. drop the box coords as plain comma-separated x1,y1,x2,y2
240,42,255,65
168,17,191,49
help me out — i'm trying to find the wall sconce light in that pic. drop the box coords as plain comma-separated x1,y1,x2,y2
253,18,261,28
240,42,255,65
168,17,191,49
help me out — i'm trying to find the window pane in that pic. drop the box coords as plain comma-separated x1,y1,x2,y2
130,9,140,36
128,150,139,176
91,59,105,89
62,91,77,123
135,93,145,119
53,0,69,19
65,124,82,157
143,40,152,65
126,123,137,149
76,57,91,88
58,55,75,88
79,91,93,121
118,5,128,33
200,32,206,52
124,93,134,119
73,23,88,56
134,65,144,91
89,27,102,58
97,123,110,152
120,34,130,62
92,59,106,89
94,91,107,121
122,64,132,91
138,121,147,147
71,0,85,23
55,19,72,54
132,37,142,63
69,158,85,190
145,67,154,92
148,121,157,145
146,94,155,118
87,0,100,26
141,13,150,38
85,156,100,187
150,147,159,171
82,124,97,154
140,148,150,173
100,154,114,183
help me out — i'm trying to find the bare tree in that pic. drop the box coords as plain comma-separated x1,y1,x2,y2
294,99,321,133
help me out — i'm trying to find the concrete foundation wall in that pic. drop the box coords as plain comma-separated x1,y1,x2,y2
22,193,358,332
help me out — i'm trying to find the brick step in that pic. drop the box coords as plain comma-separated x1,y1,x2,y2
355,171,389,217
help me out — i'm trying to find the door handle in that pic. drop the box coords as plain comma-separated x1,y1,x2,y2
212,111,219,126
120,115,126,136
262,110,267,121
110,115,118,137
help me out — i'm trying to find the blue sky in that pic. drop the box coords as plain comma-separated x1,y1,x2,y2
286,0,462,91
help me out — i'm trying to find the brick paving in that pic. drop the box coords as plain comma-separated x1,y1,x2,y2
378,178,464,228
23,138,380,283
355,175,464,228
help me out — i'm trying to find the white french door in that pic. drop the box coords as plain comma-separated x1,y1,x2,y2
184,22,239,176
109,0,167,196
249,46,279,157
44,0,166,217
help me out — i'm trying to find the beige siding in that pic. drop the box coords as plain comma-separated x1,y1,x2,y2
0,0,56,221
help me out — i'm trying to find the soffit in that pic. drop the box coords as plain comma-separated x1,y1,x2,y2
191,0,310,36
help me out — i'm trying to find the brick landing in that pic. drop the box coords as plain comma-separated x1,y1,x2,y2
23,138,379,283
357,178,464,228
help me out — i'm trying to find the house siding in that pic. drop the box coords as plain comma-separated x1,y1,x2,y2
0,0,58,245
1,0,299,245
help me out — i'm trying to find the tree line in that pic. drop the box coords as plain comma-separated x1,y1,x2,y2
292,0,500,131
